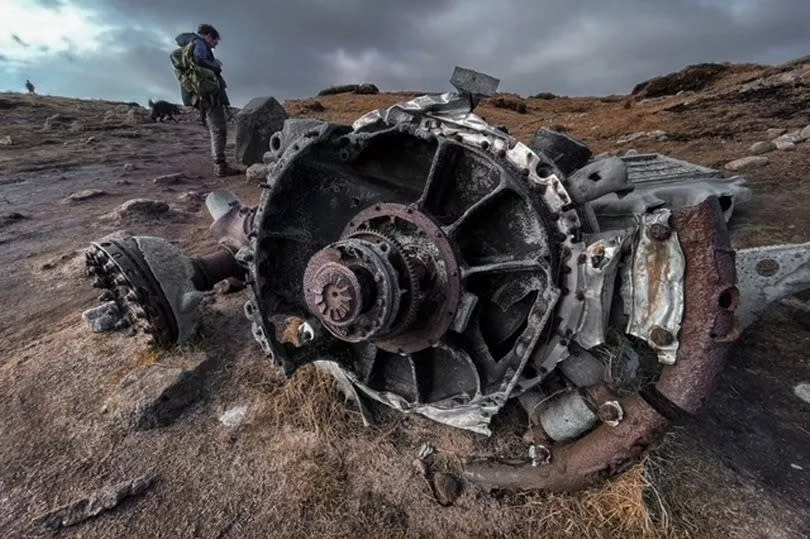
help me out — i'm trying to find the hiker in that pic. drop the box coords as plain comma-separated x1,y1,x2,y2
25,79,35,94
172,24,239,177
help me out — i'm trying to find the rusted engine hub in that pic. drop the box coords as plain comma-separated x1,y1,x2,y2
304,203,462,351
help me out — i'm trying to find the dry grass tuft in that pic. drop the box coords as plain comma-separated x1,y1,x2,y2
257,364,359,440
513,462,672,538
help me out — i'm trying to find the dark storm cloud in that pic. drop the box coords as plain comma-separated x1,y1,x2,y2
5,0,810,105
11,34,30,48
33,0,65,8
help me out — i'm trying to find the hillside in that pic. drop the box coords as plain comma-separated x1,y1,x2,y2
0,58,809,537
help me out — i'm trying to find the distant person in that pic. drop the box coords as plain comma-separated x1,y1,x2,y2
25,79,35,94
172,24,239,177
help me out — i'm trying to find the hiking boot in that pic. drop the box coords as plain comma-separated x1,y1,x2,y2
214,161,241,177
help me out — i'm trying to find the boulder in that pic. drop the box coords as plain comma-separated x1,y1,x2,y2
245,163,267,183
775,138,796,151
234,97,288,165
115,198,170,218
490,96,528,113
68,189,106,201
766,128,787,139
750,141,775,155
616,132,646,145
355,83,380,95
632,63,728,98
800,125,810,141
124,107,150,125
530,128,592,176
82,301,121,333
44,114,71,129
725,156,769,171
219,405,248,427
152,172,184,185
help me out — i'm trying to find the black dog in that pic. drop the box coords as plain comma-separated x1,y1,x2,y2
148,99,180,122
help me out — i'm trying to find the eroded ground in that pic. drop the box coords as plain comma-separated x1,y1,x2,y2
1,59,809,537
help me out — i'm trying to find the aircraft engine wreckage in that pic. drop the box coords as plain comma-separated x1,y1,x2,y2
83,68,810,492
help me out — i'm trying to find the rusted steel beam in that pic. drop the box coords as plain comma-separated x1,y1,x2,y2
656,197,739,414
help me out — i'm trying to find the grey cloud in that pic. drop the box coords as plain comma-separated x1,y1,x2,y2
3,1,810,105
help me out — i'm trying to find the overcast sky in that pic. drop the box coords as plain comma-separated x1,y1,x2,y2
2,0,809,107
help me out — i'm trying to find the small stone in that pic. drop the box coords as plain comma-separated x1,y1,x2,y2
0,135,13,145
647,129,667,140
725,156,769,171
794,382,810,404
766,128,787,139
115,199,169,217
786,129,807,143
800,125,810,141
82,301,121,333
219,406,248,427
791,463,804,470
749,141,775,155
69,120,85,133
123,163,135,172
433,473,461,506
125,107,150,125
116,180,131,185
68,189,106,201
85,136,97,144
152,173,183,185
625,149,639,156
774,138,796,151
616,131,646,145
44,113,70,129
245,163,267,183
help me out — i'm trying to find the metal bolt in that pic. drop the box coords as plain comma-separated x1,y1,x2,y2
598,401,624,427
647,223,671,241
528,444,552,466
650,326,674,346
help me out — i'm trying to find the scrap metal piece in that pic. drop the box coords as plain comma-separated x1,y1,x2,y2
530,128,592,176
538,390,600,442
565,157,633,204
574,235,626,350
735,242,810,329
450,66,500,98
625,209,685,364
591,153,752,229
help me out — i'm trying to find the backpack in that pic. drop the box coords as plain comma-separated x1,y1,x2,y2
170,41,221,105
